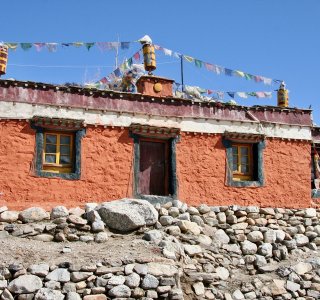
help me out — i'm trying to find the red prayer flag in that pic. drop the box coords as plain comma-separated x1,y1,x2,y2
133,52,140,61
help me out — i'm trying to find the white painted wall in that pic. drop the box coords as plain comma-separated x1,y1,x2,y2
0,101,312,140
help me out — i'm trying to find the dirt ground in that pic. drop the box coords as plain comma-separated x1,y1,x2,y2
0,233,166,267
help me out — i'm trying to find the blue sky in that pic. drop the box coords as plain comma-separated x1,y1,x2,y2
2,0,320,123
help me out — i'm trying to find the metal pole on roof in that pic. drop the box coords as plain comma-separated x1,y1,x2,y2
180,55,184,92
115,34,119,68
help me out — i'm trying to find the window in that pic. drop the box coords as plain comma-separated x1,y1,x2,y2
43,132,74,173
32,116,86,180
223,133,265,187
232,144,253,181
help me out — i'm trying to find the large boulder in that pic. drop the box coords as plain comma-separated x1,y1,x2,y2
97,199,158,232
35,288,64,300
8,274,42,294
19,207,49,223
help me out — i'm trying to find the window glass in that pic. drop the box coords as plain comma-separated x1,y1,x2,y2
60,135,71,145
45,154,56,163
60,145,70,155
60,155,71,164
46,134,57,144
45,144,57,153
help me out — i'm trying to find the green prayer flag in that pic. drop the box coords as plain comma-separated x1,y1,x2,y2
20,43,32,50
85,43,95,51
194,59,203,68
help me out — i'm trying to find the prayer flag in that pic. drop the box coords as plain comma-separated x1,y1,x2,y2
120,42,130,49
20,43,32,50
205,63,214,71
236,92,248,98
227,92,235,98
5,43,18,50
225,68,233,76
133,52,140,61
114,68,122,77
234,70,245,77
85,43,95,50
127,58,133,67
73,42,84,47
183,55,194,62
163,48,172,56
194,59,203,68
34,43,45,52
46,43,58,52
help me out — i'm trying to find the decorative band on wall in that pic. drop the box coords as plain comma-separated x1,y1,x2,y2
223,131,265,142
129,123,180,138
31,116,85,130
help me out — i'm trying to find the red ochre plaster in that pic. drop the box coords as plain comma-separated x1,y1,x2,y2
0,121,134,210
176,133,311,208
0,121,312,210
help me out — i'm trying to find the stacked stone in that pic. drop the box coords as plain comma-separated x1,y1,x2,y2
150,201,320,299
0,261,181,300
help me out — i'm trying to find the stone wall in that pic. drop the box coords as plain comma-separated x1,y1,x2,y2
1,199,320,299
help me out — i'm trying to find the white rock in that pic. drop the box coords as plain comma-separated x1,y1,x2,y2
0,211,19,222
305,208,317,218
241,240,257,255
94,232,108,243
35,288,64,300
233,289,245,300
295,234,309,246
98,198,158,232
213,229,230,244
177,220,201,235
216,267,229,280
292,262,312,275
193,282,205,295
258,243,273,257
184,245,202,256
19,207,49,223
8,274,42,293
247,231,263,242
286,280,300,292
46,268,70,283
50,206,69,219
264,230,277,243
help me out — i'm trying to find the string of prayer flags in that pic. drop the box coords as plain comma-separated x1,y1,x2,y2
2,41,136,52
153,44,281,86
182,84,272,100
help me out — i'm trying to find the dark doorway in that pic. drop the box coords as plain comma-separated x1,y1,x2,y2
138,139,169,196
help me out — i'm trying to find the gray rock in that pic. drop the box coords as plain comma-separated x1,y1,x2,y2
134,264,148,276
8,274,42,293
86,210,101,223
18,207,49,223
241,240,257,255
255,255,267,267
67,215,87,226
166,226,181,236
217,212,226,223
46,268,70,283
193,282,205,295
198,204,211,214
143,229,163,242
79,235,94,242
70,272,92,283
295,234,309,246
50,206,69,219
125,273,140,288
31,234,54,242
286,280,300,292
0,279,8,289
233,289,245,300
44,281,61,289
260,207,275,215
108,285,131,298
91,220,105,232
213,229,230,244
68,207,85,216
258,243,273,257
1,289,13,300
141,274,159,289
216,267,229,280
168,207,180,217
159,216,174,226
85,202,98,212
247,231,263,242
305,208,317,218
34,288,64,300
275,229,286,242
0,231,9,239
98,199,158,232
0,211,19,223
292,262,312,275
184,245,202,256
108,275,125,285
264,230,277,243
94,232,108,243
28,264,49,277
177,220,201,235
66,292,81,300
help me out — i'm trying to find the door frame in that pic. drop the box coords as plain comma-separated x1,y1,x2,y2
131,132,179,204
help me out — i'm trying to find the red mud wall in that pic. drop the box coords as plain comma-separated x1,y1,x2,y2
176,133,311,208
0,121,134,210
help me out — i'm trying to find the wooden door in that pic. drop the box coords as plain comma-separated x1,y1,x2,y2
139,139,168,196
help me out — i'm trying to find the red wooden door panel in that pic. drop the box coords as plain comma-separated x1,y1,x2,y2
139,140,168,196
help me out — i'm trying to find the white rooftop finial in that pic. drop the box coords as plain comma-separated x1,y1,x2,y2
138,35,152,44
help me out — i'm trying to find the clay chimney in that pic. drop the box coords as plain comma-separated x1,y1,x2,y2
136,75,174,97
